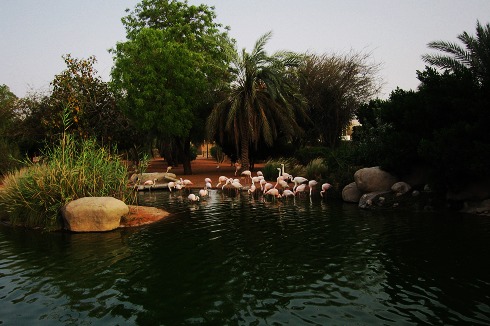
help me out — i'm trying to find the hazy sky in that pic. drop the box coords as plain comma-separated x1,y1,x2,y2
1,0,489,99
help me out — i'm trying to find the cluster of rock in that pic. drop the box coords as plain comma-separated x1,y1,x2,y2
342,166,490,216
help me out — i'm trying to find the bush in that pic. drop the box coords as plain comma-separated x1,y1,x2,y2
0,134,133,231
305,158,329,180
294,146,329,165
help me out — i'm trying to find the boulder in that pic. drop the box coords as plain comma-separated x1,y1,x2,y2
460,199,490,216
391,181,412,196
354,167,398,193
358,191,391,209
62,197,129,232
130,172,178,184
342,182,362,203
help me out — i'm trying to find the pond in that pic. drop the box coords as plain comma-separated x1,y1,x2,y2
1,190,490,325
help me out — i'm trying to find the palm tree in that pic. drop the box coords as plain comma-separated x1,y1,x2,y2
422,20,490,90
207,32,307,170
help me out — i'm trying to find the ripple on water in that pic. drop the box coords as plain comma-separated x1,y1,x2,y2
1,191,490,324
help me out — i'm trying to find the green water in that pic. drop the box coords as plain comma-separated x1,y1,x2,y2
1,190,489,325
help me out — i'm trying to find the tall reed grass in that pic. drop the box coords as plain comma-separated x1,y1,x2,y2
0,134,133,231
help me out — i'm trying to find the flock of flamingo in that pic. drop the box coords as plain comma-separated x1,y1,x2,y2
154,163,332,203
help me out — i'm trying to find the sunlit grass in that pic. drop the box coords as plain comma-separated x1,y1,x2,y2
0,134,133,231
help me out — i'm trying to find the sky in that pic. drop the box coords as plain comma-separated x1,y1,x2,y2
1,0,489,99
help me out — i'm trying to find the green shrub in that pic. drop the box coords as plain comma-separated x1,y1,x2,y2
0,134,133,231
294,146,329,165
305,158,329,180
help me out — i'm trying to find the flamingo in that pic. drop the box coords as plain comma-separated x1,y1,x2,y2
167,181,176,191
282,189,295,199
256,171,263,177
231,179,243,193
251,176,261,184
294,183,307,196
204,177,212,184
259,179,267,191
234,162,241,176
216,176,228,188
143,178,157,192
241,170,252,184
188,194,200,202
281,163,291,180
199,188,209,198
291,176,308,191
263,182,274,194
308,180,318,196
205,181,212,190
265,188,281,200
180,178,193,186
248,183,257,195
320,183,332,197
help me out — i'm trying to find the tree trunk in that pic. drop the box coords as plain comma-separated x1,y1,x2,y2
178,137,193,175
240,136,250,171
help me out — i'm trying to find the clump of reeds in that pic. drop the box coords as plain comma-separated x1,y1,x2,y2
0,133,133,231
263,157,305,180
304,158,329,180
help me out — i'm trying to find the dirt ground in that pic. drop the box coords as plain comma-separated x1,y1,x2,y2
145,157,266,189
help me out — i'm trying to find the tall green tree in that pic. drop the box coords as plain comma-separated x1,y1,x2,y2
111,0,232,174
422,20,490,94
206,32,307,170
296,51,382,148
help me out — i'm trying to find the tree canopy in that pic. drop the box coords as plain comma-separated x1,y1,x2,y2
206,32,307,170
111,0,233,173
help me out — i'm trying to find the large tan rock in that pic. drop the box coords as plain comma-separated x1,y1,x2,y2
342,182,362,203
62,197,129,232
354,167,398,193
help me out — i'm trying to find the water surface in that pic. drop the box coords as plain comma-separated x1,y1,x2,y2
1,190,490,325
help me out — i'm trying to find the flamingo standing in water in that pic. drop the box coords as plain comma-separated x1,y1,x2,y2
143,178,157,192
291,176,308,191
216,176,228,188
320,183,332,197
188,194,200,202
294,183,307,196
308,180,318,196
265,188,281,201
241,170,252,184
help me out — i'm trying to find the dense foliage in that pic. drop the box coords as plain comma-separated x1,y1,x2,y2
354,21,489,193
111,0,232,173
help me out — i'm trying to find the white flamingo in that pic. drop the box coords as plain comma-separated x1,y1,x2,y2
188,194,200,202
308,180,318,196
167,181,176,191
291,176,308,191
216,176,228,188
281,163,291,180
199,188,208,198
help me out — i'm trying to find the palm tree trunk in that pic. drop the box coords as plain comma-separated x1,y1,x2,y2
240,136,250,171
